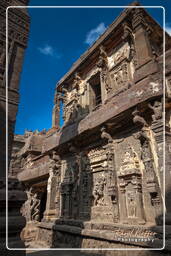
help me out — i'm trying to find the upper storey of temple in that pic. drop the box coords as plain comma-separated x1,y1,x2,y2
52,2,171,130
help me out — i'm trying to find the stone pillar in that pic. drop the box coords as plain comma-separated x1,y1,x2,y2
148,100,167,223
118,182,127,223
44,152,61,221
150,119,171,223
0,2,30,255
131,8,158,83
151,120,164,190
44,171,58,221
0,178,27,255
52,91,61,129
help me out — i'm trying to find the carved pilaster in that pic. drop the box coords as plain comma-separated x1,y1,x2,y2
136,129,163,225
118,148,145,225
131,8,158,83
44,151,61,221
97,45,111,101
52,91,61,129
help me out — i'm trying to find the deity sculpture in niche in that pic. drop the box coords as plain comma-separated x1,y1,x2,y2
93,176,106,206
118,147,145,224
126,187,137,218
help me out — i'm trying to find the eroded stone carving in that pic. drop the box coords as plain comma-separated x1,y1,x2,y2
31,192,40,222
118,146,145,224
132,109,148,127
113,44,130,65
97,45,112,93
100,126,113,143
93,176,106,206
148,100,163,121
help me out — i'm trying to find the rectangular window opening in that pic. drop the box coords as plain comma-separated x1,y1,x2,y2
89,73,102,109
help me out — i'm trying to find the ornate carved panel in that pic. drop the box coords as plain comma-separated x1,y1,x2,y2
108,42,135,95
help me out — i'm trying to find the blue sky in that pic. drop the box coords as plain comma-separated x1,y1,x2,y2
15,0,171,134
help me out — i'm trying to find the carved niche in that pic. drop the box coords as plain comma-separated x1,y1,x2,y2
88,145,118,222
60,155,80,219
118,146,145,225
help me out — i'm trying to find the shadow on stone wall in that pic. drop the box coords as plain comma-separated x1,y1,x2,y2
0,103,26,256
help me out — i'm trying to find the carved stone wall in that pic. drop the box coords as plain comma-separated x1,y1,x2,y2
15,3,171,253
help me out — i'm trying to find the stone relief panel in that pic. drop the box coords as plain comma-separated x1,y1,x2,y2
58,127,163,226
62,73,89,125
87,145,119,222
60,155,80,219
117,146,145,225
107,42,135,96
108,42,131,69
114,130,163,226
21,187,44,223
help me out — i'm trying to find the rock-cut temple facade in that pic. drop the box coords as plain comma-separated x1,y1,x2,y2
9,2,171,254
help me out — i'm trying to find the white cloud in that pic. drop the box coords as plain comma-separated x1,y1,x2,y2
166,24,171,36
85,22,107,46
38,44,61,58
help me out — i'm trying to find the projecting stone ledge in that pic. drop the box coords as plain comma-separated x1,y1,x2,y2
43,77,162,153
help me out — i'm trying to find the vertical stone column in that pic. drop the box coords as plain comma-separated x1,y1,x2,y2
0,2,30,254
148,100,167,223
132,8,153,67
52,91,61,129
131,8,158,83
118,183,127,223
43,152,61,221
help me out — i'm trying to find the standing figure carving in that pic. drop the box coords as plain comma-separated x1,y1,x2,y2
127,191,136,217
97,45,112,92
93,177,106,206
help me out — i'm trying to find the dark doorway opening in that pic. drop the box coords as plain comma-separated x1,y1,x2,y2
89,73,102,110
39,189,47,222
